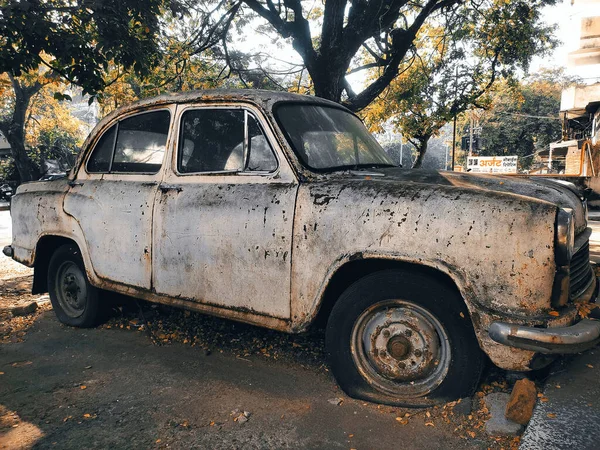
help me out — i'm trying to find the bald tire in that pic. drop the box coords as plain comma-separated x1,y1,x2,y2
325,269,484,407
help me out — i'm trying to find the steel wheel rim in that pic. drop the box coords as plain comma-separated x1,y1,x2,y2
55,261,87,318
350,299,451,398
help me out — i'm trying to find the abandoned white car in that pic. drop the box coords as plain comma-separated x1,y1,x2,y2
4,90,600,406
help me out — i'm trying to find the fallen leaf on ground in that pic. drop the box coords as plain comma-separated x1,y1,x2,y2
425,422,435,427
11,361,32,367
548,311,560,317
547,413,557,419
80,385,87,390
587,364,594,369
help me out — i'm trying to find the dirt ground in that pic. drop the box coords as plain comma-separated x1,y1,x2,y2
0,253,523,450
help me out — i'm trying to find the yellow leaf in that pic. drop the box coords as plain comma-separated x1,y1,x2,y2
425,422,435,427
547,413,556,419
80,385,87,390
83,413,91,418
549,311,559,317
156,439,161,443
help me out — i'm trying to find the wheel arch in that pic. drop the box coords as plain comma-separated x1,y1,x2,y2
32,234,86,294
307,256,471,331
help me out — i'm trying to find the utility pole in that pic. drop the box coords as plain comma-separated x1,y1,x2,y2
469,108,474,157
445,143,449,170
451,66,458,171
400,134,403,166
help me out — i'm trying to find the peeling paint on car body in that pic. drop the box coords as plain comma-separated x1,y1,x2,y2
7,89,596,372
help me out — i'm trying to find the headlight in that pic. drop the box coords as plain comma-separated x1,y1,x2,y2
555,208,574,266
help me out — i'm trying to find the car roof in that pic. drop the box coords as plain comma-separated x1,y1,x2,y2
106,89,348,119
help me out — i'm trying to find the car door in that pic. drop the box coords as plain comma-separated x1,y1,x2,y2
64,107,174,289
152,104,298,318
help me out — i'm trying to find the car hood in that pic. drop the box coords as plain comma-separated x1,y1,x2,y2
332,168,587,234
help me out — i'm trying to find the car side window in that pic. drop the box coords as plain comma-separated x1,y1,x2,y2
178,109,277,174
87,110,170,174
87,125,116,173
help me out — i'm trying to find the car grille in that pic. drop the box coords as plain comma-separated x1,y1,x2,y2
570,240,594,299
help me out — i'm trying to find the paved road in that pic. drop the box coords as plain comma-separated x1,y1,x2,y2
0,311,478,450
0,210,10,248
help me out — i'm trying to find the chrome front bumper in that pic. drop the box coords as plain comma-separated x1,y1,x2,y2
489,319,600,354
489,274,600,354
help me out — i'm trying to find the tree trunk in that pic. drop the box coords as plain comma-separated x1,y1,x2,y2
309,56,346,103
2,75,42,183
5,131,39,182
411,137,430,169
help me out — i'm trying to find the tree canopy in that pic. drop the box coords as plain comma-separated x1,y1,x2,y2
206,0,561,112
0,0,184,96
475,70,579,167
0,0,184,181
361,0,558,167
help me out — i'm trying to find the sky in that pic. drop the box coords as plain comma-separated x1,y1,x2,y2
533,0,600,82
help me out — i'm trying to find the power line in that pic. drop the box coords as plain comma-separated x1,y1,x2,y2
498,112,561,120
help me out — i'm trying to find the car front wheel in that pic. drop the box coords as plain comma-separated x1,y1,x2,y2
48,244,101,327
325,269,484,407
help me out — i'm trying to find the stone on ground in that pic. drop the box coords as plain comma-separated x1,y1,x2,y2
10,302,38,317
484,392,524,436
505,378,537,425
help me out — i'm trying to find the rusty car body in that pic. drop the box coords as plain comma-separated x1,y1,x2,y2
4,90,600,406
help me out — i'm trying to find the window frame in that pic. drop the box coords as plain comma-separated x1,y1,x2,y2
174,105,280,177
85,108,172,175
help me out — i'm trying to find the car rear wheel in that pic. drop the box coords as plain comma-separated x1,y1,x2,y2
48,244,101,327
325,269,484,407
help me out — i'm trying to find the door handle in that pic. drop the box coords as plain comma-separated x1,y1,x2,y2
159,184,183,193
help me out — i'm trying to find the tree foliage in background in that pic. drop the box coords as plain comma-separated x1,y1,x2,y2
362,0,559,167
474,69,579,168
0,0,184,182
196,0,560,113
0,72,87,181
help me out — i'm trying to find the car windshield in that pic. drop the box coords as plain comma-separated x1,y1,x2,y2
275,104,397,171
